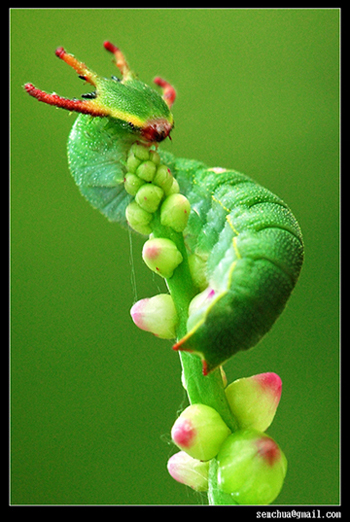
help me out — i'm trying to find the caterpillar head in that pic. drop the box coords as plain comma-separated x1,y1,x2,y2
24,41,175,144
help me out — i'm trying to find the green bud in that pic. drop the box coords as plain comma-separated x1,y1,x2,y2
167,451,209,492
160,193,191,232
171,404,231,461
130,143,149,161
126,153,141,174
165,177,180,196
130,293,178,339
149,150,161,165
124,173,145,196
153,165,174,193
142,238,183,279
125,201,153,236
225,373,282,432
135,183,164,213
216,429,287,505
136,160,157,182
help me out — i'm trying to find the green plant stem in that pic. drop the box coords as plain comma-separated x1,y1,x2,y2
207,458,238,505
153,217,237,430
152,216,238,505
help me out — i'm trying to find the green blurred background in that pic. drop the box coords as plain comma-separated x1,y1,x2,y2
11,9,339,505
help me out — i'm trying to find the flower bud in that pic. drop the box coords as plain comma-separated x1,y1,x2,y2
167,451,209,492
171,404,231,461
153,165,174,194
217,429,287,505
124,173,145,196
160,193,191,232
142,238,183,279
130,143,149,161
135,183,164,213
165,177,180,196
225,373,282,432
149,149,161,166
136,160,157,182
125,201,153,235
130,293,178,339
126,153,141,174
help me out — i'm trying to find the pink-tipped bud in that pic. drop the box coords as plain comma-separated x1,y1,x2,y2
130,294,178,339
225,372,282,432
167,451,209,492
142,238,183,279
217,429,287,505
171,404,231,461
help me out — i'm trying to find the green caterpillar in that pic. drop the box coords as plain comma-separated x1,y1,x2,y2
25,42,304,374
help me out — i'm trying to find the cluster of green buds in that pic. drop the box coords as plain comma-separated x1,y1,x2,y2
126,142,191,339
167,373,287,504
124,143,190,236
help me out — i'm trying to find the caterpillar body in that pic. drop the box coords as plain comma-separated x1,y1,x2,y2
25,43,304,374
